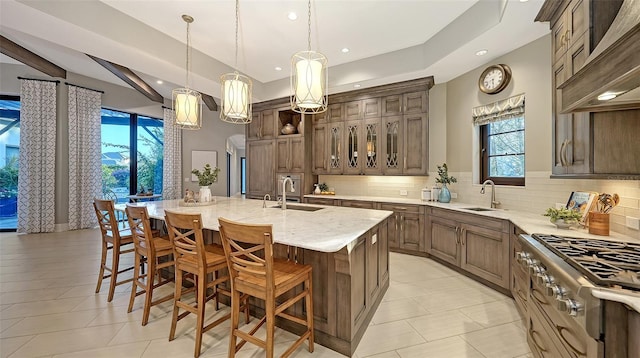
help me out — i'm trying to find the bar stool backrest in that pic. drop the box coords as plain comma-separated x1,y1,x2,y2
93,199,121,240
164,210,207,269
125,205,154,254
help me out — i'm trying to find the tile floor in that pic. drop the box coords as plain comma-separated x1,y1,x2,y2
0,229,532,358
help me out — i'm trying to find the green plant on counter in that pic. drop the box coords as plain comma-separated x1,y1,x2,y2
435,163,457,185
543,207,583,222
318,183,329,192
191,164,220,187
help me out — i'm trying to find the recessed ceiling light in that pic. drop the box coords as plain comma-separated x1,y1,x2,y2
519,0,529,2
288,12,297,20
354,84,361,88
341,48,350,53
275,66,282,71
597,92,617,101
475,49,488,56
156,80,163,84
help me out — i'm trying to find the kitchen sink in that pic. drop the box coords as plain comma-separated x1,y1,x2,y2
270,205,324,212
462,207,495,212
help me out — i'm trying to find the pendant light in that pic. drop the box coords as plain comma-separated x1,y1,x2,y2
290,0,328,114
173,14,202,129
220,0,252,124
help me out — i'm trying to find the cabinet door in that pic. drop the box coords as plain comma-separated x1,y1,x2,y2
382,116,403,175
363,118,382,175
328,122,344,174
248,111,262,140
459,224,510,289
246,139,275,198
290,136,305,172
341,200,375,209
304,197,336,206
553,58,570,174
344,119,362,175
386,213,399,249
403,91,427,114
567,0,589,46
403,113,428,175
426,216,459,265
326,103,344,123
345,101,362,120
362,98,381,118
275,138,290,172
261,109,277,139
312,123,328,174
400,211,423,252
552,12,569,64
381,95,402,116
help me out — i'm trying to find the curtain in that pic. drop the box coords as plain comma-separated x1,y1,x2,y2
17,79,57,233
163,108,182,199
68,85,102,230
472,94,525,126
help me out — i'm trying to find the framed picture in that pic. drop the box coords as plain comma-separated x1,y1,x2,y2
566,191,597,223
191,150,217,182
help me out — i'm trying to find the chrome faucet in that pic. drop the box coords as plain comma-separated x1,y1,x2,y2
481,179,501,208
262,194,271,208
281,176,295,210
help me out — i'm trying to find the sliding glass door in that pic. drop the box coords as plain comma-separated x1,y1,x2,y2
0,96,20,231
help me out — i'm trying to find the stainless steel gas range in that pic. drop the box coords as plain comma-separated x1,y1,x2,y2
515,233,640,358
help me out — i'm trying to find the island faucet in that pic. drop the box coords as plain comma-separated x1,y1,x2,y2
281,176,295,210
481,179,501,208
262,194,271,208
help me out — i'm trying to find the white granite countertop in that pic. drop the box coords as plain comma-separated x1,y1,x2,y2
304,194,639,243
119,197,393,253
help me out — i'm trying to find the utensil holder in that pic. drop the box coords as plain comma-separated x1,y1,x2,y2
588,212,609,236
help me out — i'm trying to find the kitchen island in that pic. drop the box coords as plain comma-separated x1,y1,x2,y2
123,197,394,356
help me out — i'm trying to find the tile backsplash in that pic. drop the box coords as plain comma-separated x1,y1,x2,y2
318,172,640,239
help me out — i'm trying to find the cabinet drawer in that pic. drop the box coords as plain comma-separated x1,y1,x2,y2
304,197,337,206
428,207,508,233
529,302,570,358
380,203,421,214
341,200,376,209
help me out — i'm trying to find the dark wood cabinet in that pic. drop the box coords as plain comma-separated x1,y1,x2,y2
276,136,305,172
248,109,277,140
246,139,275,199
380,203,424,253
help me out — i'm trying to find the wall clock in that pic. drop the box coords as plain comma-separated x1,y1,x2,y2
478,64,512,94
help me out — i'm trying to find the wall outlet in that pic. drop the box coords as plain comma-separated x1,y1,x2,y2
399,190,408,196
626,216,640,230
451,192,458,199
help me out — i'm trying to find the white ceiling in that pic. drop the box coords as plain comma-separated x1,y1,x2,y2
0,0,549,103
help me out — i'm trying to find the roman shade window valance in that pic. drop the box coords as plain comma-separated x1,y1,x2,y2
472,93,525,125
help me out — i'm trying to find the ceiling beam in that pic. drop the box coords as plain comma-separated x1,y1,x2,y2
87,54,164,103
0,35,66,78
201,94,218,112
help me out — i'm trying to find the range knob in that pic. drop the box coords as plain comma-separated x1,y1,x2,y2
525,258,540,268
546,284,566,299
516,252,531,265
558,298,584,316
537,273,555,286
529,264,546,276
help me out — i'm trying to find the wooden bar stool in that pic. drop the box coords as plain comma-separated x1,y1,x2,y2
164,210,249,358
93,198,136,302
218,217,314,358
125,205,175,326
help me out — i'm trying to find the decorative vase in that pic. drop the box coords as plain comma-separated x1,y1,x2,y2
551,219,575,229
281,123,296,135
438,184,451,203
199,186,211,202
314,185,321,194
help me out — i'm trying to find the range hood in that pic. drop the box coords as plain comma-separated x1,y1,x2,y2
559,0,640,113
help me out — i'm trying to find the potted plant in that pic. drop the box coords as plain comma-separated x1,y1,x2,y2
435,163,456,203
191,164,220,202
543,207,583,229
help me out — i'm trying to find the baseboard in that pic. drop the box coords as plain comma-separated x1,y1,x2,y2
55,223,69,232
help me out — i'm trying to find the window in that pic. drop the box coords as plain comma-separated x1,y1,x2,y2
101,109,163,202
480,118,525,185
474,94,525,186
0,95,20,231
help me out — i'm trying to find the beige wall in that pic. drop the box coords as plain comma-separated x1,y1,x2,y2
320,34,639,239
0,62,244,227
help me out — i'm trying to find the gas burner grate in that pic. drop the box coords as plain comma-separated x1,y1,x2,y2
531,233,640,290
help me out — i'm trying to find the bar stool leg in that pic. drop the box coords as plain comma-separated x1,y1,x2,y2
142,257,155,326
108,245,120,302
95,241,108,293
266,297,275,358
306,272,314,352
228,289,241,358
194,273,206,358
169,267,183,341
127,251,142,313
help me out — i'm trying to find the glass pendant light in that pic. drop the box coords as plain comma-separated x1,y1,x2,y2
220,0,252,124
173,14,202,129
290,0,328,114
